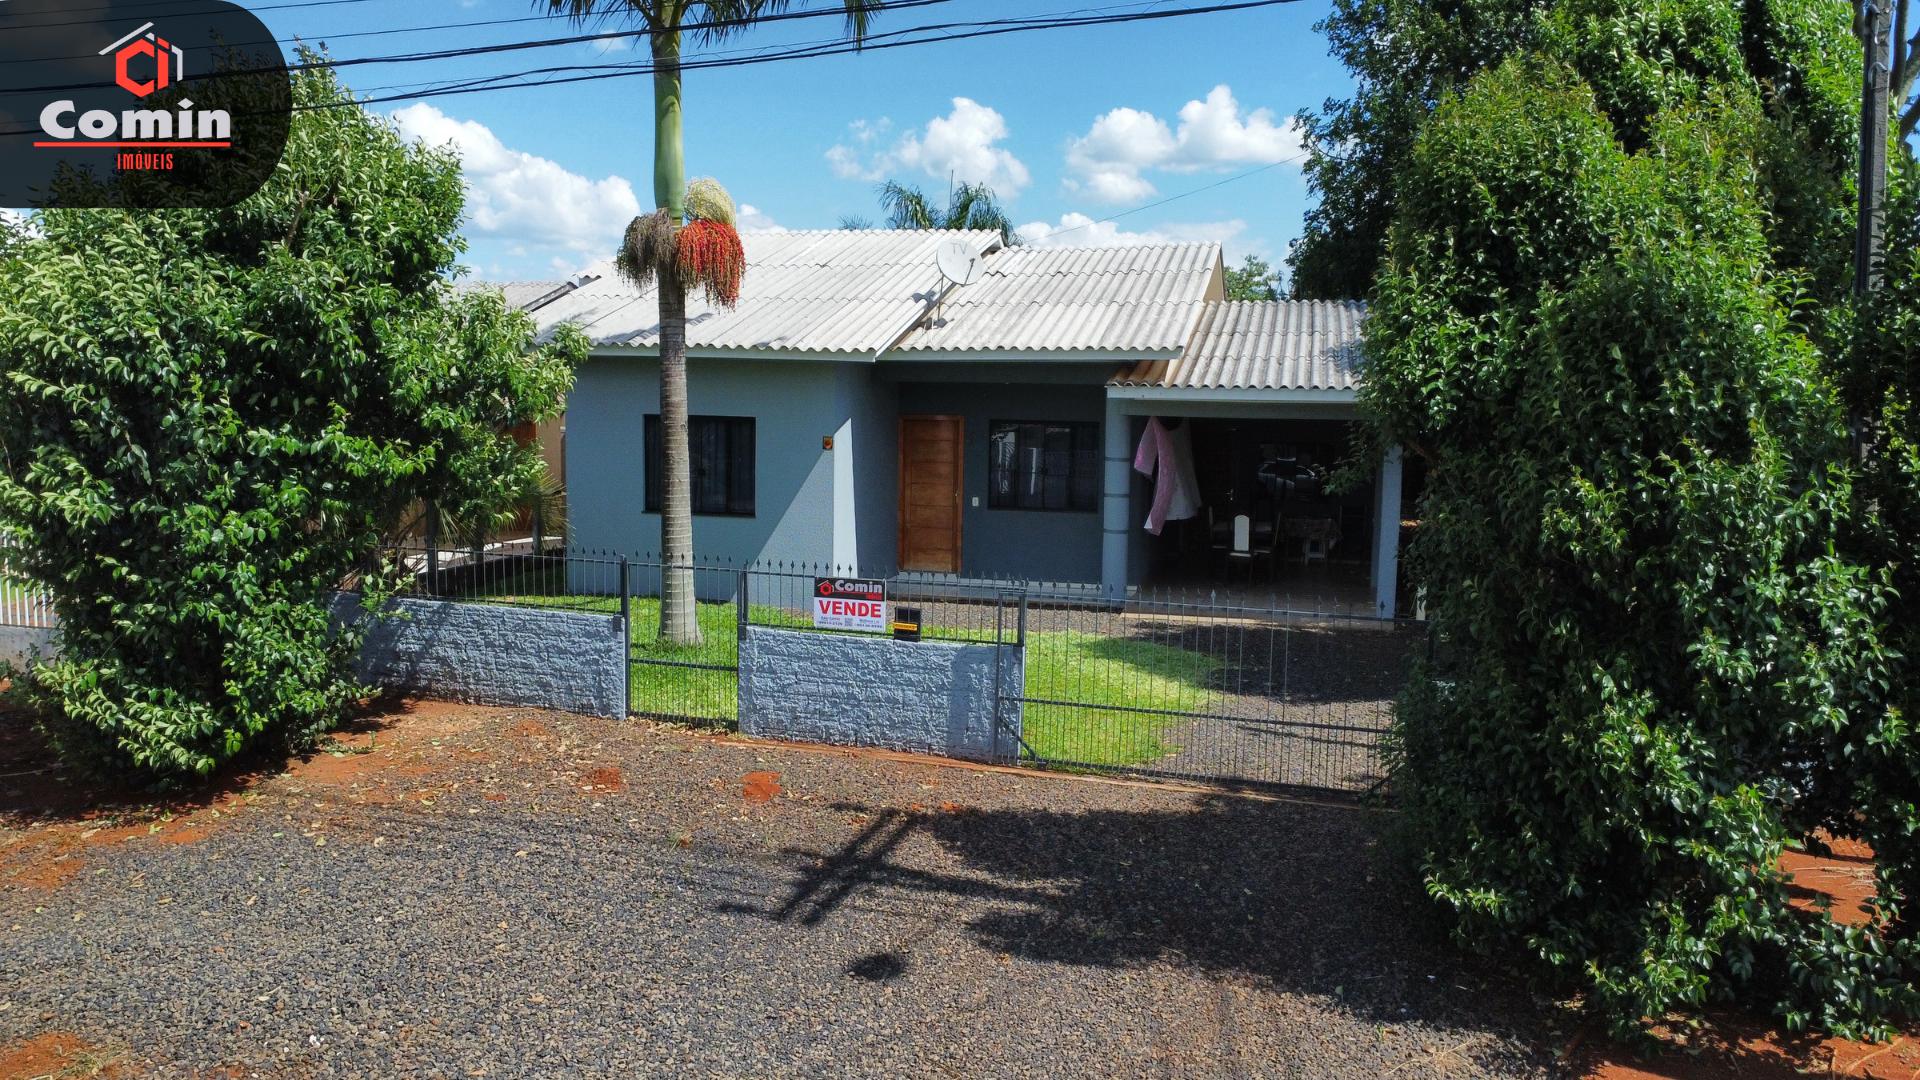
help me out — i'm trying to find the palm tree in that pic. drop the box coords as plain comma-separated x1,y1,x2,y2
545,0,881,645
873,180,1022,246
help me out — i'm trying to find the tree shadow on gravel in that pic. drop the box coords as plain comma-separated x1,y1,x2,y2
726,791,1556,1050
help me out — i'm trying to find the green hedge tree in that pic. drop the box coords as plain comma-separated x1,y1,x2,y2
0,65,583,784
1366,49,1920,1038
1288,0,1860,301
1847,158,1920,950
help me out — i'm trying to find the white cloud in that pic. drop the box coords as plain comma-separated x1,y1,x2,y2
1065,85,1303,203
827,98,1030,197
389,103,640,264
737,203,782,230
1016,211,1251,255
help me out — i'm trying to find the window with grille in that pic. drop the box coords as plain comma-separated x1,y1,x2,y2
987,420,1099,512
644,414,755,516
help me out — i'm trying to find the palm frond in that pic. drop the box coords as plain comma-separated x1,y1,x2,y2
880,180,936,230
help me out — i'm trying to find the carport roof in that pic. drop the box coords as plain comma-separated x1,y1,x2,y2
1108,299,1366,395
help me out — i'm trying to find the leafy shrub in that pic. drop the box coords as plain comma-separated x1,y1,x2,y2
0,65,584,784
1369,56,1920,1039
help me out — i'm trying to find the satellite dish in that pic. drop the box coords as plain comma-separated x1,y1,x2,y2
935,239,984,287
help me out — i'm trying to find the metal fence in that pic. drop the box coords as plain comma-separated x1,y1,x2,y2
1005,589,1419,792
0,536,56,628
353,542,1424,796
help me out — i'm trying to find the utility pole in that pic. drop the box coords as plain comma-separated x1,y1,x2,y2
1858,0,1893,296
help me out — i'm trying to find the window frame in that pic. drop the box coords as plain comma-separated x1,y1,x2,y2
985,418,1101,513
643,413,756,518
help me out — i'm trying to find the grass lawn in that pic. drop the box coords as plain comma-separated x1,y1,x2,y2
455,570,1221,767
1022,635,1219,766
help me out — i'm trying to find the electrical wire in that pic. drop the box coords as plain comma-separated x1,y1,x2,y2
0,0,1294,100
0,0,1305,142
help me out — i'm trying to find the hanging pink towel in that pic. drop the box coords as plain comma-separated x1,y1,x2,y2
1133,418,1201,535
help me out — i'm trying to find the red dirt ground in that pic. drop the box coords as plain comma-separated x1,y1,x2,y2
1578,838,1908,1079
0,1030,118,1078
0,696,491,895
582,766,624,792
741,770,781,803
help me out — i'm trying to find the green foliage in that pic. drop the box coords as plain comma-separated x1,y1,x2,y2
875,180,1023,246
0,211,27,262
0,64,583,784
1224,254,1280,301
1370,48,1920,1039
1288,0,1860,300
1846,158,1920,957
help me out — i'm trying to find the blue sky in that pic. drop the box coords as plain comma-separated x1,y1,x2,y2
260,0,1352,283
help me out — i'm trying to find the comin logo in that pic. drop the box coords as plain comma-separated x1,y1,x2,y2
33,22,232,149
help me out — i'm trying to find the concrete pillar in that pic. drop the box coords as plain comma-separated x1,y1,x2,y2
1372,446,1404,619
1100,396,1133,600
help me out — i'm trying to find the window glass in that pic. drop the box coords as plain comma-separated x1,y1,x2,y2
644,415,755,516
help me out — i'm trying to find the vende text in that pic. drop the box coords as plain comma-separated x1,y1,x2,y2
818,600,882,618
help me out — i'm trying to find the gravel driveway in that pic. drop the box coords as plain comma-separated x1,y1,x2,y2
1,699,1559,1078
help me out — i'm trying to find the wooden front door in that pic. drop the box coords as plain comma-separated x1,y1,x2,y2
898,414,964,572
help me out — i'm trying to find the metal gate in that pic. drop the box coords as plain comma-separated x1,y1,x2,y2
622,559,741,728
611,556,1418,797
990,589,1419,795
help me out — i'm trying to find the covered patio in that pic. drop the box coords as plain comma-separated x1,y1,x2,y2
1096,300,1411,619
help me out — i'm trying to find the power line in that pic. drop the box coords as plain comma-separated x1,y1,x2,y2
326,0,1308,110
1,0,392,34
0,9,577,66
326,0,1185,103
0,0,1303,132
0,0,955,94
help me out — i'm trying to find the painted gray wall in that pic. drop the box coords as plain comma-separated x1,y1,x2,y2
0,625,57,668
738,626,1022,762
569,354,906,588
835,365,899,574
893,376,1109,583
567,355,842,569
334,594,627,718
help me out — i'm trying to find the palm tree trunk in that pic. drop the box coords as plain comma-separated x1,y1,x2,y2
653,15,700,645
656,271,701,644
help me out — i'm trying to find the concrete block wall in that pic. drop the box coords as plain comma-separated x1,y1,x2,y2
738,626,1022,762
0,625,57,669
334,594,627,719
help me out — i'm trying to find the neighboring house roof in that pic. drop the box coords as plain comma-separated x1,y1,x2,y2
1109,299,1366,396
525,229,1004,357
456,278,581,313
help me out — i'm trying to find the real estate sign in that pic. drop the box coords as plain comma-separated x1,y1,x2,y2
812,578,887,633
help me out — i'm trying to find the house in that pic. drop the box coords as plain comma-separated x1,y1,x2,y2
507,230,1411,617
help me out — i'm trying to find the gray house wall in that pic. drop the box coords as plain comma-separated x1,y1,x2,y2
892,372,1109,583
833,365,899,574
569,353,1133,587
567,355,845,575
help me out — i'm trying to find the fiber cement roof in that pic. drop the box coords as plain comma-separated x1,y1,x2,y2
1108,300,1366,393
515,229,1219,358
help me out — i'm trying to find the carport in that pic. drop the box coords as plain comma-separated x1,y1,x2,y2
1097,299,1411,617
